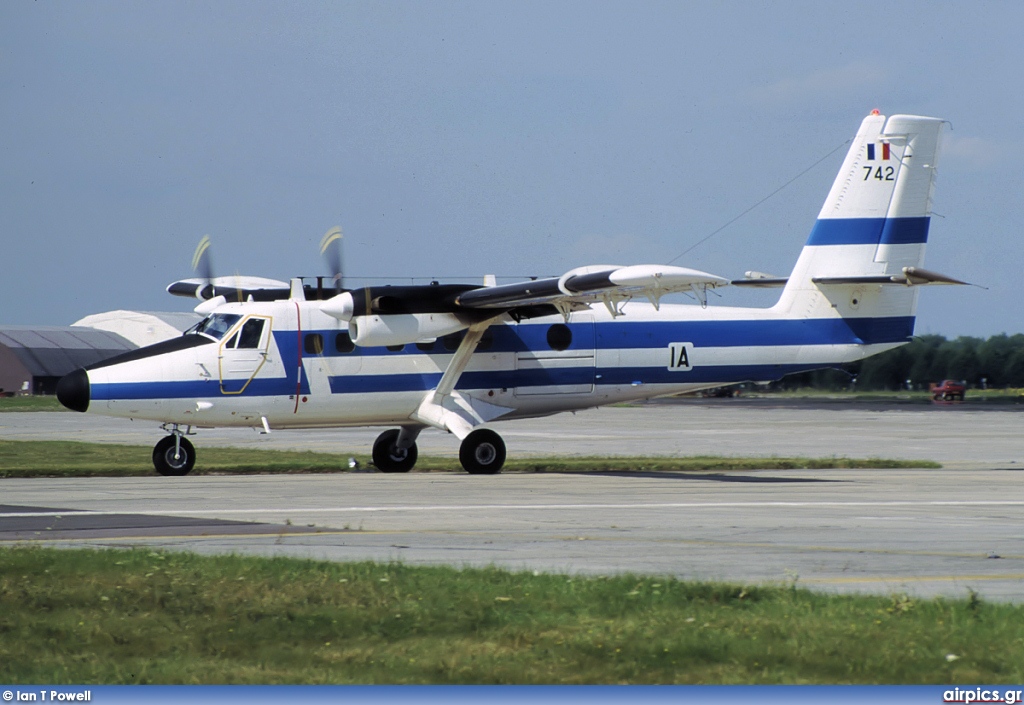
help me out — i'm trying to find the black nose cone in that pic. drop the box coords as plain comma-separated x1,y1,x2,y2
57,368,90,413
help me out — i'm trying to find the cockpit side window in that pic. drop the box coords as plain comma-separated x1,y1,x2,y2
236,318,266,349
194,313,242,341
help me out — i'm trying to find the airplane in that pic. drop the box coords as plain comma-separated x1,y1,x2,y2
56,111,965,476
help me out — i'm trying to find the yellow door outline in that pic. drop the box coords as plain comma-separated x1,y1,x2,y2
218,315,273,395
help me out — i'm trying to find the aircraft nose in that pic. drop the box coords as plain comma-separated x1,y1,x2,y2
57,368,90,413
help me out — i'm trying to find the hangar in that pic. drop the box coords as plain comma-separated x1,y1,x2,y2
0,326,135,396
0,311,200,396
72,310,201,347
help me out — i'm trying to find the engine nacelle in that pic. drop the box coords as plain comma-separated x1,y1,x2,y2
348,313,470,347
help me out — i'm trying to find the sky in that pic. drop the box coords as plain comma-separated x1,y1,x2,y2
2,1,1021,337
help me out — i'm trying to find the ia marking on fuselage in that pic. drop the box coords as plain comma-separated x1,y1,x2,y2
57,112,965,475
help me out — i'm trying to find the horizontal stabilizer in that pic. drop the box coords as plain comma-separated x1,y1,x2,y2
812,266,968,287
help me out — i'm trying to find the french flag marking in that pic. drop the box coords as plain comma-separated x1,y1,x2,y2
866,143,891,160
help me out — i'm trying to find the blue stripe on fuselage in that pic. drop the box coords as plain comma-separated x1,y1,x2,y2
295,316,915,360
91,376,301,401
595,317,913,350
805,217,929,246
328,363,826,395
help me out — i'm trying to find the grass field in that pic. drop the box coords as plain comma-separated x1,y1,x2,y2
0,546,1021,684
0,439,941,478
0,396,64,412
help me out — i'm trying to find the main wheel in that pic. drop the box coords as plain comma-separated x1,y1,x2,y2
372,429,418,473
459,429,506,475
152,435,196,476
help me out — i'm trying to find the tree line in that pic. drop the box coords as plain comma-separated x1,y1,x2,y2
777,334,1024,391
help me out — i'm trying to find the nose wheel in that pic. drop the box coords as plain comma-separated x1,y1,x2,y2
153,434,196,476
459,428,506,475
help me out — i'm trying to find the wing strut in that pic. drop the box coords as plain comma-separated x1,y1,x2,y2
409,315,513,439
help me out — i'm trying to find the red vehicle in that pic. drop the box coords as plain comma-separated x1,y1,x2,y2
931,380,966,402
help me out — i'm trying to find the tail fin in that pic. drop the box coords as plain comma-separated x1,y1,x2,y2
774,112,945,343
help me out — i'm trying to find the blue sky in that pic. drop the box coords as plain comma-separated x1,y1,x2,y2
2,1,1021,337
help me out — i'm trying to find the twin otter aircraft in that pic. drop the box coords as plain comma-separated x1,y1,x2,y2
58,112,962,475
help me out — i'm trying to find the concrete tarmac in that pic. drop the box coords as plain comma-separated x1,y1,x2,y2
2,402,1023,602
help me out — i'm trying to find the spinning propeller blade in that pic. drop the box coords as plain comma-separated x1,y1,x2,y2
319,225,344,292
191,235,215,299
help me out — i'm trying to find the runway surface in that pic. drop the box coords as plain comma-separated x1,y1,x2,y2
2,402,1023,601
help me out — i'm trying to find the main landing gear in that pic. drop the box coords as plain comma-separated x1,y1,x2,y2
372,428,419,473
459,428,506,475
371,427,506,474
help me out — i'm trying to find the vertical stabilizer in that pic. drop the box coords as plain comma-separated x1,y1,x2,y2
774,112,944,336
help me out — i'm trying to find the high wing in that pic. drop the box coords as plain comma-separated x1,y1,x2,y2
455,264,731,317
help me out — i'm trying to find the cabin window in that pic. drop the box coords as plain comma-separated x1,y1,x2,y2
335,331,354,353
547,324,572,351
304,333,324,355
386,343,405,352
415,340,436,352
236,318,265,349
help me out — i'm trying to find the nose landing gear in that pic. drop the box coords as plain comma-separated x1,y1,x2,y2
153,424,196,476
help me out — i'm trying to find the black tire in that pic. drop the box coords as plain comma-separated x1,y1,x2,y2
459,428,506,475
152,435,196,476
372,429,418,473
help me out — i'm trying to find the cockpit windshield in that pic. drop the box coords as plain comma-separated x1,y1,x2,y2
188,313,242,341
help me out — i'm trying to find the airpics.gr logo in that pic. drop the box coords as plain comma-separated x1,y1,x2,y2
943,687,1024,704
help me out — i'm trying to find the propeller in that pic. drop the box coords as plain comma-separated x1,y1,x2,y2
168,229,338,307
191,235,215,299
319,225,344,294
187,235,261,304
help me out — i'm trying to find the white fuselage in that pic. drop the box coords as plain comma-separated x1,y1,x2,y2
84,295,901,431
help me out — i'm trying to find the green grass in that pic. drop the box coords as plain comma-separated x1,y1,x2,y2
0,546,1021,684
0,440,940,478
0,396,64,412
0,440,357,477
